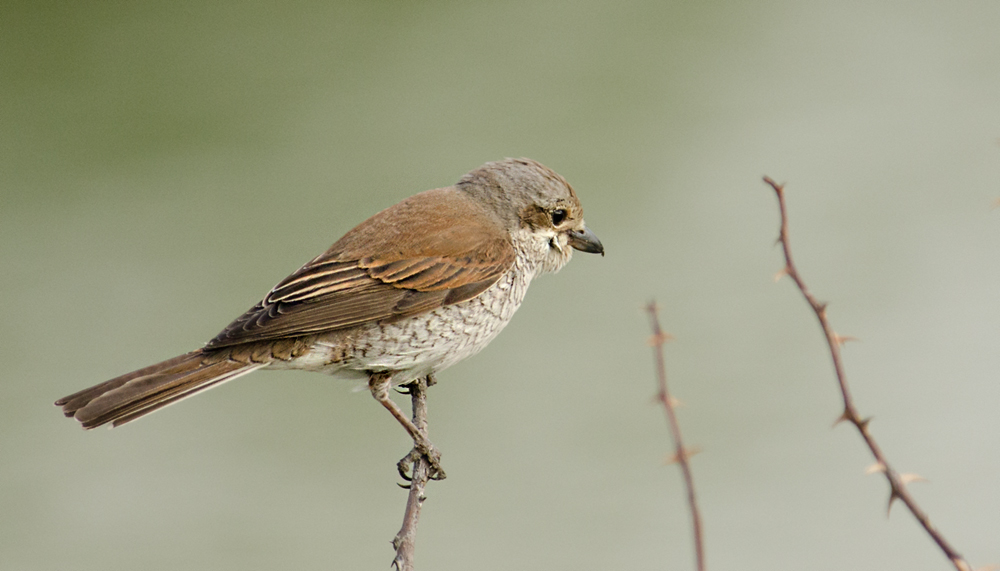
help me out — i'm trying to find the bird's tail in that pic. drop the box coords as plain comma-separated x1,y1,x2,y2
55,350,264,429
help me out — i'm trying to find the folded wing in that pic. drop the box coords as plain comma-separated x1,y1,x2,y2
205,187,515,348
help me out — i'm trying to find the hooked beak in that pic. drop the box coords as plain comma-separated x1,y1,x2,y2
568,226,604,256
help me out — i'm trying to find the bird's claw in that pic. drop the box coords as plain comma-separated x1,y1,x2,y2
397,443,446,484
395,377,438,397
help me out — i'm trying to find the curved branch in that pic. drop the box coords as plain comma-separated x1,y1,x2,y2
762,176,971,571
647,303,706,571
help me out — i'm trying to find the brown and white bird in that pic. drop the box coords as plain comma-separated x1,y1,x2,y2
56,158,603,458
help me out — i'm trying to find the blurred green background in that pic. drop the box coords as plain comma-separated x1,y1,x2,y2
2,1,998,570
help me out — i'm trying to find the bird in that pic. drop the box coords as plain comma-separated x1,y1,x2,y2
55,157,603,476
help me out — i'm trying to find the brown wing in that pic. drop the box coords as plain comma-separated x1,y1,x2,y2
204,187,515,349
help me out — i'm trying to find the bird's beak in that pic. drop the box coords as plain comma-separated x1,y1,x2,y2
568,226,604,256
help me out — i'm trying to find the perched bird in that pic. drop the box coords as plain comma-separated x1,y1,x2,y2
55,158,603,474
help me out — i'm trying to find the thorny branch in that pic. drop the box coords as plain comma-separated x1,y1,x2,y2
646,303,706,571
390,375,435,571
762,176,972,571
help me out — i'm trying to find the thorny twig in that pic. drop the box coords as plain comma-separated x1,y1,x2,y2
762,176,972,571
390,375,435,571
647,302,706,571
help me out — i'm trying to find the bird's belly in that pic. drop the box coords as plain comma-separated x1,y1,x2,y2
298,268,530,384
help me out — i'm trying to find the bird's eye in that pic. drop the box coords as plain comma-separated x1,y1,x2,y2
551,209,567,226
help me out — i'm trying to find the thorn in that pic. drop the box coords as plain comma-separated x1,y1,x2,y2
665,447,702,465
816,302,828,317
899,473,928,485
833,410,852,427
865,462,887,475
833,334,859,345
773,267,789,282
887,489,902,515
668,396,684,409
857,416,873,431
647,332,674,346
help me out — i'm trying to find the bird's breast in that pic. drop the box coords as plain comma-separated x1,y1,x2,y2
297,264,533,385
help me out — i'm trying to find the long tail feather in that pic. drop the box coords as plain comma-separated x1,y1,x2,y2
55,350,264,429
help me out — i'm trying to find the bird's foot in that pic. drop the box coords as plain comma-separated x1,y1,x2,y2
397,440,446,485
370,374,446,484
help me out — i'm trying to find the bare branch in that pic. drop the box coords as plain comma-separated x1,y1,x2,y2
389,375,435,571
762,176,971,571
646,302,706,571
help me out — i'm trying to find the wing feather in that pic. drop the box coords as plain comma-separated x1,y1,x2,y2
204,187,515,349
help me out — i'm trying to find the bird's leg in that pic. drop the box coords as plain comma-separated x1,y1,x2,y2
368,373,446,481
